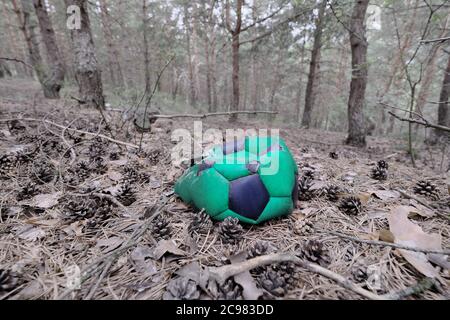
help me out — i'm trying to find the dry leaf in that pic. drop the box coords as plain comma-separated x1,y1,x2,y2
370,190,400,201
151,239,185,260
107,170,123,181
131,246,157,276
176,262,209,291
388,206,445,280
357,192,371,205
31,192,61,209
378,229,395,243
24,217,59,227
408,200,435,218
229,252,263,300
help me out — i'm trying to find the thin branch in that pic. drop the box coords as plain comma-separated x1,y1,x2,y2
0,56,33,69
325,231,450,255
384,277,439,299
208,253,385,300
420,36,450,43
388,111,450,133
139,55,175,151
150,110,278,120
0,118,139,148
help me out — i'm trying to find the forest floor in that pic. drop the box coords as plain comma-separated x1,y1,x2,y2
0,79,449,300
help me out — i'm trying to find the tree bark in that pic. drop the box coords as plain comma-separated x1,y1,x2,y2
99,0,124,88
432,53,450,142
65,0,105,108
225,0,243,122
301,0,326,128
295,39,306,123
33,0,65,98
142,0,151,93
184,3,197,107
346,0,369,147
14,0,51,96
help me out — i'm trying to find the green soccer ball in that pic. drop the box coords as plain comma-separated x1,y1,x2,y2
174,136,298,224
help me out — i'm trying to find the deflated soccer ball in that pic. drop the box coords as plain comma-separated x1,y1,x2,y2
174,136,298,224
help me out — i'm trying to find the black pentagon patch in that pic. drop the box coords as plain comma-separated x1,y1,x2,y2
246,161,260,174
291,173,298,208
223,139,245,155
229,174,269,220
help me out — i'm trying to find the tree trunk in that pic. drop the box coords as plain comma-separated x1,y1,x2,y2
184,3,197,107
142,0,151,93
295,38,306,123
33,0,65,98
432,53,450,142
346,0,369,147
65,0,105,108
301,0,326,128
99,0,124,88
224,0,243,122
14,0,50,95
2,1,25,76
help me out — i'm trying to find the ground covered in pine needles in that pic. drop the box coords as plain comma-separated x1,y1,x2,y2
0,89,449,300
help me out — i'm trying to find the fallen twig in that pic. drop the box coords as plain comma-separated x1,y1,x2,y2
149,110,278,119
383,277,439,300
0,118,138,149
208,253,385,300
388,111,450,133
325,230,450,255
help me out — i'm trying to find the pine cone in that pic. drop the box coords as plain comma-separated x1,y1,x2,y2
329,152,339,160
300,240,330,266
88,137,107,158
247,241,269,259
63,198,95,222
324,184,341,202
188,211,213,234
151,214,171,240
73,160,91,181
86,197,115,227
122,166,150,184
163,277,200,300
0,154,17,177
116,182,137,206
90,156,107,175
298,176,314,201
338,196,362,216
147,149,162,166
218,278,243,300
8,120,26,134
413,180,440,200
259,270,287,297
0,269,19,294
109,152,121,161
17,181,39,201
377,160,389,170
370,166,388,181
218,217,243,244
351,262,368,283
33,160,56,184
293,219,313,235
271,261,297,286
